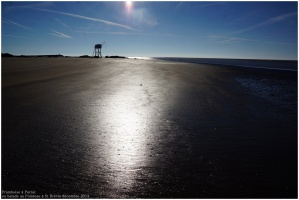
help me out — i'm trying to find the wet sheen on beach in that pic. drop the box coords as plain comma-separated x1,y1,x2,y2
2,58,297,198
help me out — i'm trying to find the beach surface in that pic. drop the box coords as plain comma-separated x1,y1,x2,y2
2,58,297,198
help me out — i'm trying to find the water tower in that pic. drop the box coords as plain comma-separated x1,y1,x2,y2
93,44,102,58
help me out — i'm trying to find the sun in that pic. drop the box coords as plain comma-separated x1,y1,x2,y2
125,1,133,14
126,1,132,7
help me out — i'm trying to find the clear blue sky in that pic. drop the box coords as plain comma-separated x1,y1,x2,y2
2,1,298,60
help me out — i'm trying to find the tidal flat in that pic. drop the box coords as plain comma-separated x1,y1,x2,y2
2,57,297,198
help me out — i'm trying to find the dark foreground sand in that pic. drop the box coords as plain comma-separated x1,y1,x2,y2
2,58,297,198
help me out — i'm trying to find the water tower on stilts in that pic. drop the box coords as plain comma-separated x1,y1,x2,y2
92,42,106,58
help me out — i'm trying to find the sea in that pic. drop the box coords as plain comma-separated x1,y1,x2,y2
128,57,298,109
129,57,298,71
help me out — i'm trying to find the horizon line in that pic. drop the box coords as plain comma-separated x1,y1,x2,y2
2,53,297,61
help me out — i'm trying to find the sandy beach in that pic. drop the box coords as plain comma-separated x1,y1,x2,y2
2,57,297,198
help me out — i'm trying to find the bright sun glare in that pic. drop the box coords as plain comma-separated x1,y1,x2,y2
126,1,132,7
125,1,133,14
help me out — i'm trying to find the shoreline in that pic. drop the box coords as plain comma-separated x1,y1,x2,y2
3,55,297,71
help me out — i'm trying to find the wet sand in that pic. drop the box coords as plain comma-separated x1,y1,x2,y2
2,58,297,198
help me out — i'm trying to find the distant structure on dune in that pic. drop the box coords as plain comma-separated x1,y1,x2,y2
92,42,106,58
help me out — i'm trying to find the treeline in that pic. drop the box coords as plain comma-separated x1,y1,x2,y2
2,53,127,59
2,53,64,58
105,55,127,59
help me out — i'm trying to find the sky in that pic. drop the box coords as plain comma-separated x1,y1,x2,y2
1,1,298,60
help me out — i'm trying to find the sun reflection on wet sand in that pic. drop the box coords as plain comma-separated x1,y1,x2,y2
82,60,188,197
87,69,162,194
102,90,148,189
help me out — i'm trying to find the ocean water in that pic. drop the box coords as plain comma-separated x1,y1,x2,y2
129,56,298,110
129,57,298,71
235,77,297,109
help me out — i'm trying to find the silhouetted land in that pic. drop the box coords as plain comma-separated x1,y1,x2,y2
2,58,297,198
1,53,14,57
2,53,64,58
105,55,127,59
2,53,127,59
